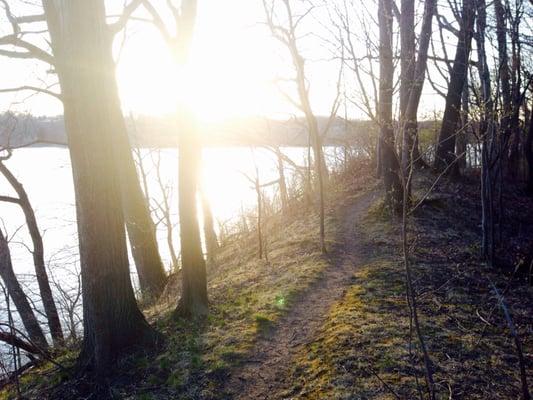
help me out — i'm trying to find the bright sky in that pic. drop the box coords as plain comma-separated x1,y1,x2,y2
0,0,446,121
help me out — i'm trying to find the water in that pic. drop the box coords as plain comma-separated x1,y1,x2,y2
0,145,317,271
0,145,351,370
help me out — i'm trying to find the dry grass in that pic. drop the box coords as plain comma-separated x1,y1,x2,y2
0,160,374,400
284,172,532,399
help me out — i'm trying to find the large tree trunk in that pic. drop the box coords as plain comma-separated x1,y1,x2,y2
0,162,63,346
168,0,209,318
0,230,48,349
378,0,402,211
42,0,158,373
176,119,209,317
434,0,475,172
118,136,167,298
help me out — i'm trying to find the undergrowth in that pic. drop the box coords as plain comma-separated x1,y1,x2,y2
284,171,532,399
1,160,374,399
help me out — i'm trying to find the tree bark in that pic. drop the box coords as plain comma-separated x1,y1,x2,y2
159,0,210,318
526,97,533,194
176,119,209,317
494,0,513,148
275,147,290,213
401,0,436,175
0,162,63,346
0,230,48,349
378,0,403,211
434,0,475,172
42,0,158,373
119,143,167,298
456,73,469,172
400,0,421,168
475,0,495,265
201,190,219,264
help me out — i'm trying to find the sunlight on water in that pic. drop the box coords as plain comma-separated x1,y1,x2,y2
0,146,308,279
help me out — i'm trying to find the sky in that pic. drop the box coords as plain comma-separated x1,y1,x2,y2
0,0,448,122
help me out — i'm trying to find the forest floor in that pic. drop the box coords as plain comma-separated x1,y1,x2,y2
1,161,532,399
222,182,380,399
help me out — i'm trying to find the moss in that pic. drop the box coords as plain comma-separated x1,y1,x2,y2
286,173,532,400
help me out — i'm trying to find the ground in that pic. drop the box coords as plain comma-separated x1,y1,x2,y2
1,162,532,399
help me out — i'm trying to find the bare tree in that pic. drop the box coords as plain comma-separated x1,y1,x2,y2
0,1,168,300
200,189,219,264
400,0,436,174
0,228,47,349
378,0,403,211
434,0,476,172
141,0,208,317
41,0,159,373
0,155,63,346
475,0,496,264
263,0,342,253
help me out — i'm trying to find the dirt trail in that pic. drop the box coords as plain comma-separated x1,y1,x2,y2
224,189,378,399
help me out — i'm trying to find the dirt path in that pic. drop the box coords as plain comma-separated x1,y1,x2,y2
224,189,379,399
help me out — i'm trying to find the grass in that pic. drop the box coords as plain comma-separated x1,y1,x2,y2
283,172,533,399
0,161,375,399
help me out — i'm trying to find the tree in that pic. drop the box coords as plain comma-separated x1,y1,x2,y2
41,0,159,372
0,158,63,346
400,0,436,173
263,0,341,253
141,0,209,317
526,95,533,194
474,0,496,264
201,190,219,264
378,0,403,210
0,0,167,300
399,0,421,168
434,0,476,172
0,229,48,349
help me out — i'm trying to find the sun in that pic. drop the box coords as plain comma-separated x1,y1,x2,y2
115,9,287,123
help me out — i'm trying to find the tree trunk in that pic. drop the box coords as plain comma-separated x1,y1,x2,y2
400,0,422,168
0,230,48,349
526,97,533,194
295,63,327,253
42,0,158,373
201,190,219,264
176,120,209,317
434,0,475,172
475,0,495,265
507,1,523,179
0,162,63,346
400,0,436,179
275,147,290,213
163,0,209,318
456,73,469,172
494,0,513,165
119,143,167,298
379,0,403,211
